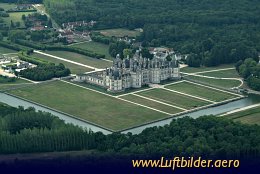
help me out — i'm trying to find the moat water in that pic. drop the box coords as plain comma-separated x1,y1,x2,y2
0,92,260,135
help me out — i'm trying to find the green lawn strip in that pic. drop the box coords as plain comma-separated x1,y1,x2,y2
137,88,210,109
121,94,183,114
9,81,168,131
32,53,93,74
224,106,260,125
166,82,237,102
185,76,241,89
225,107,260,120
234,114,260,125
199,69,240,78
72,41,113,60
98,28,141,37
0,78,32,90
44,51,112,69
182,64,235,73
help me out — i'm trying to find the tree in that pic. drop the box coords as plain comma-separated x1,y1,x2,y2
141,48,153,59
186,53,201,67
8,30,26,41
123,49,133,58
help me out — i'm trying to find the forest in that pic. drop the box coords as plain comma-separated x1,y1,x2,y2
0,103,259,160
236,58,260,91
43,0,260,67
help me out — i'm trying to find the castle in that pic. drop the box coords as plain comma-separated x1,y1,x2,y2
75,48,180,92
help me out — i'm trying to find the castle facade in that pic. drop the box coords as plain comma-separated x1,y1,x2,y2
75,49,180,92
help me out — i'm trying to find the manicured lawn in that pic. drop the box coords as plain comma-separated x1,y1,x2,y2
121,94,183,114
200,69,240,78
9,81,168,131
137,88,210,109
0,46,17,54
3,12,34,27
98,28,141,37
32,53,93,74
44,51,112,69
185,76,241,89
166,81,237,102
72,41,113,60
182,64,235,73
225,107,260,125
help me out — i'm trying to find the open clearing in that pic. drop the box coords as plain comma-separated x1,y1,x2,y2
3,12,34,27
98,28,141,38
32,53,93,74
166,81,238,102
71,41,113,60
0,3,16,10
136,88,211,110
9,81,169,131
44,51,112,69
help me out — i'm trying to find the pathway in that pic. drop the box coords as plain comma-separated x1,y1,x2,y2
219,103,260,117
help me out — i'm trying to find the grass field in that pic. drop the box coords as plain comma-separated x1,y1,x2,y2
120,94,183,114
182,64,235,73
166,81,237,102
137,88,210,109
0,3,16,10
200,69,240,78
0,46,17,54
32,53,93,74
3,12,34,27
44,51,112,69
98,28,141,37
225,106,260,125
0,78,31,90
72,41,113,60
9,81,169,131
185,76,241,89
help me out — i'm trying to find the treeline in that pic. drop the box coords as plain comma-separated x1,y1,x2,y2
236,58,260,91
17,63,70,81
15,39,105,58
90,32,110,45
18,51,48,65
0,75,16,83
44,0,260,67
0,41,33,53
0,105,96,154
0,103,259,159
